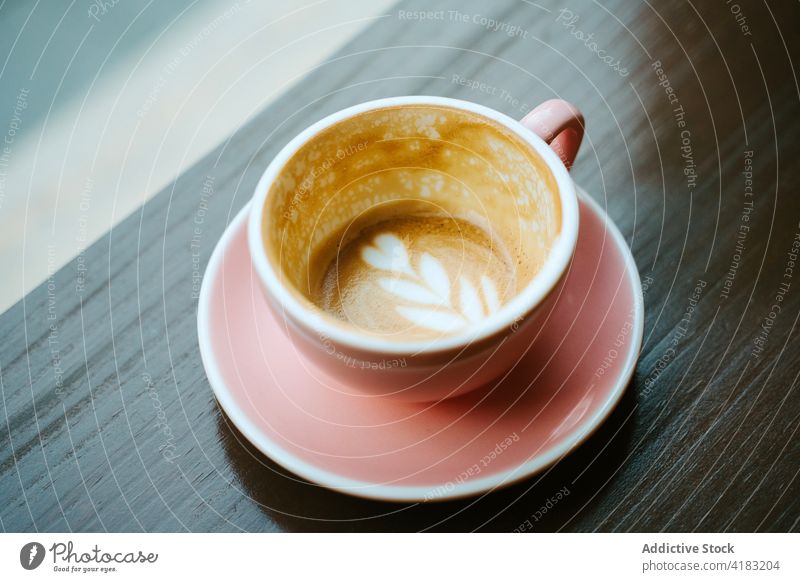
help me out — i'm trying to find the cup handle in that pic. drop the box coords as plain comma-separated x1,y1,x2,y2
520,99,584,170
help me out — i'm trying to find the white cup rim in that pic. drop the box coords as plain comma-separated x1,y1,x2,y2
247,96,580,355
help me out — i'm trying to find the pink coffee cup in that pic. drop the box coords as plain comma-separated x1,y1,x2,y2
248,96,584,401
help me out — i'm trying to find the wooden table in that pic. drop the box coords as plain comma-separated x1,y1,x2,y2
2,0,798,532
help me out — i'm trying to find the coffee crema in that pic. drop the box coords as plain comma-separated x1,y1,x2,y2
311,202,515,338
262,104,562,340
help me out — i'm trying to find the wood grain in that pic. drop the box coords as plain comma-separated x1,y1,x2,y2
1,0,798,532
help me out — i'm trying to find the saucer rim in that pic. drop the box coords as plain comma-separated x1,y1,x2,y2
197,187,644,502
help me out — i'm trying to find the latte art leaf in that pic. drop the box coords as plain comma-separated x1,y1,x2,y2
395,306,466,332
361,233,414,276
378,278,444,306
361,232,503,333
459,277,484,323
481,275,501,312
419,253,451,306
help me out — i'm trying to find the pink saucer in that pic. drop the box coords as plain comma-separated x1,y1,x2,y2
198,188,644,502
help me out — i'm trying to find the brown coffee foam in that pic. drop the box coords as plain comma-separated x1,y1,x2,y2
310,206,515,338
262,104,561,335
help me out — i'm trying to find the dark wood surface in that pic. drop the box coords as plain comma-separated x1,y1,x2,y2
2,0,799,532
